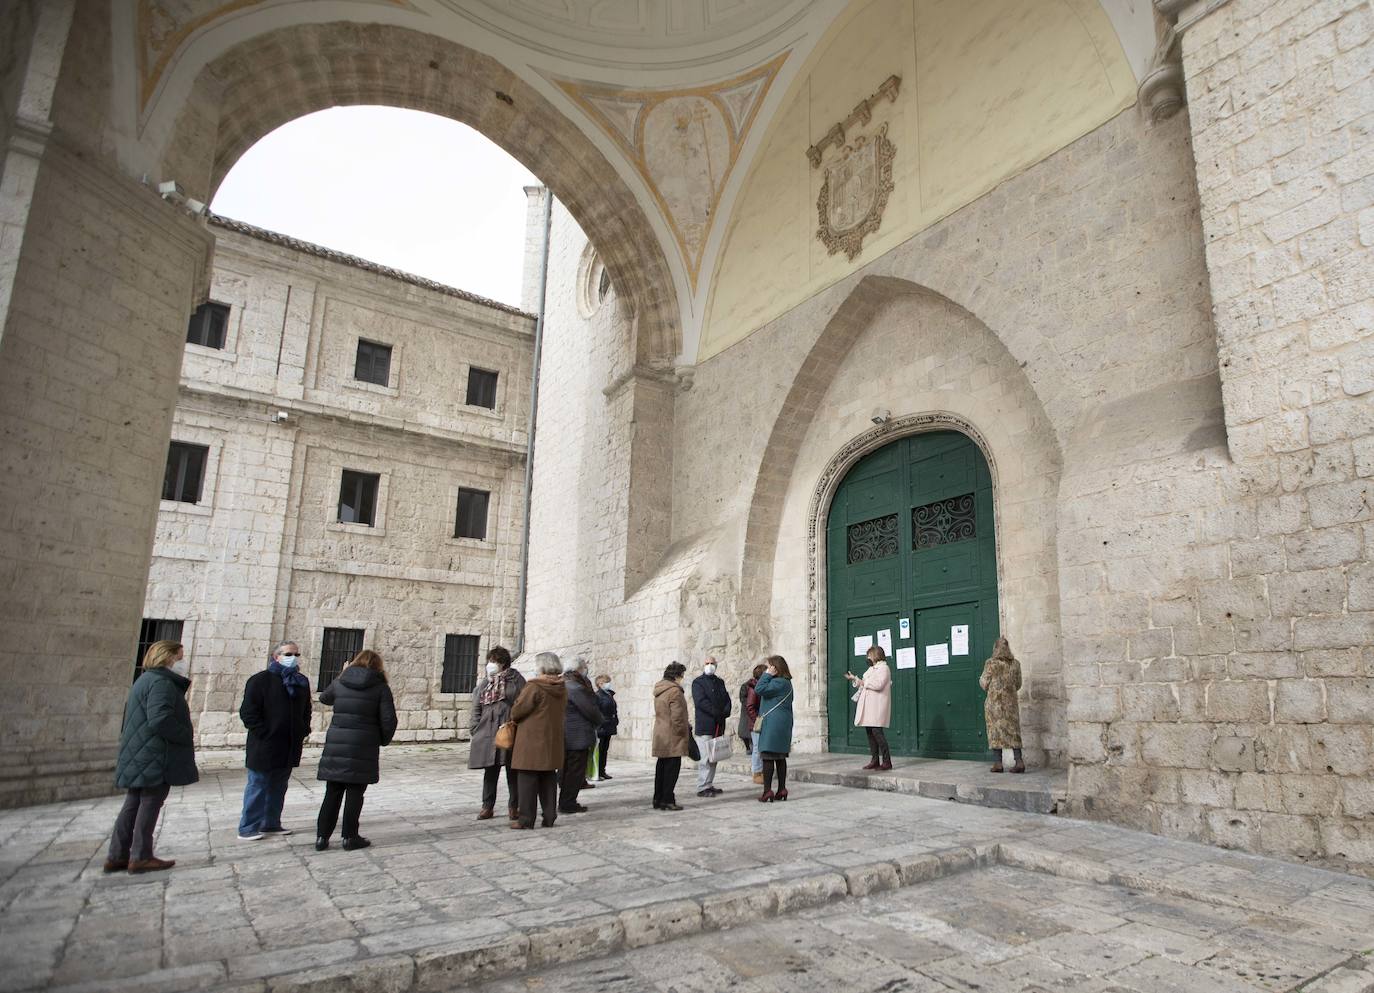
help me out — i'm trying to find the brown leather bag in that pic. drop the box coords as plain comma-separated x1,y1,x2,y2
494,721,516,751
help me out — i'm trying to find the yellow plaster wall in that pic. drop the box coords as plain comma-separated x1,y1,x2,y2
700,0,1138,360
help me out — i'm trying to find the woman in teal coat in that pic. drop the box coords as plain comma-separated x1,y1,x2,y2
753,655,795,803
105,640,199,874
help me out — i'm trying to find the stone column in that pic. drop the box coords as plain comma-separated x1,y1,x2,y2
0,141,211,804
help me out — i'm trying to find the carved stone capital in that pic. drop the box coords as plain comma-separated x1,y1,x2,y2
1139,59,1186,125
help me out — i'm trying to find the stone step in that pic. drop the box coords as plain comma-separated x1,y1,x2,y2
719,753,1066,815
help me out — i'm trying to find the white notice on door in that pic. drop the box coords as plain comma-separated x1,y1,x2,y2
899,617,910,639
854,635,873,656
926,644,949,667
877,629,893,654
951,625,969,656
895,647,917,669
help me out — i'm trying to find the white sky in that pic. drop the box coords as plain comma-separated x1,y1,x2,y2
212,106,540,307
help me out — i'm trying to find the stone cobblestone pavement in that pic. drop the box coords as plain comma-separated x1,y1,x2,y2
1,747,1371,993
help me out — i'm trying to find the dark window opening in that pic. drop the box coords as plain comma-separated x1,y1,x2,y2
354,340,392,386
134,618,184,682
186,302,229,349
319,627,365,691
162,442,209,504
597,267,612,302
442,634,480,693
466,367,499,409
455,487,490,540
338,470,381,526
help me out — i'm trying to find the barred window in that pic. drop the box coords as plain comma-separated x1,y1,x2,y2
319,627,364,690
134,618,183,682
442,634,480,693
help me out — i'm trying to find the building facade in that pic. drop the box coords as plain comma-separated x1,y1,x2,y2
141,217,534,747
1,0,1370,878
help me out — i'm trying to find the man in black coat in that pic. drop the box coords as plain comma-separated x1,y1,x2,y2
237,641,312,840
691,656,732,798
593,674,618,781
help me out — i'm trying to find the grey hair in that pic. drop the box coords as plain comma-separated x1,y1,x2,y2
568,656,588,672
271,640,299,658
534,651,562,676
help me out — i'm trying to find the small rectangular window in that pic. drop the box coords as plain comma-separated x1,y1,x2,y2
134,618,184,682
466,367,499,409
338,470,380,526
162,442,209,504
186,302,229,349
442,634,480,693
455,487,490,540
354,340,392,386
320,627,365,690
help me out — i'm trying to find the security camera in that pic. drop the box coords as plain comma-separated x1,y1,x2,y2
871,408,891,425
272,410,289,423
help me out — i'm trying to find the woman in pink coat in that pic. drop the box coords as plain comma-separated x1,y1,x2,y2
845,645,892,770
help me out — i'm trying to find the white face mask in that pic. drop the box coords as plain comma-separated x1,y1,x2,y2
277,653,299,670
703,664,716,676
486,662,499,675
561,660,575,673
601,681,613,691
170,658,189,677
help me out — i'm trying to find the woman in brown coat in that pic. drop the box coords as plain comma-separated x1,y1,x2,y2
509,652,568,829
979,635,1024,773
651,661,691,811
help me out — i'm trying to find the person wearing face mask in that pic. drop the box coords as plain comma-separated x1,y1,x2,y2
237,640,311,841
314,649,397,851
105,640,199,874
690,656,732,798
559,656,602,815
468,645,525,820
651,662,692,811
592,674,618,781
754,655,795,803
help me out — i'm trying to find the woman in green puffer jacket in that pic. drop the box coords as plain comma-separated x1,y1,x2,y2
105,640,199,875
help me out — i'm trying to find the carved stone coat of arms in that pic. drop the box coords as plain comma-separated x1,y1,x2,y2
810,76,900,262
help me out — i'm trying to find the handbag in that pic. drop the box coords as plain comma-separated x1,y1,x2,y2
706,734,733,763
754,689,793,736
494,720,516,751
687,735,701,762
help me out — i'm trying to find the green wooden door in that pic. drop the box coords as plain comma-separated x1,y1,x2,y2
826,431,998,760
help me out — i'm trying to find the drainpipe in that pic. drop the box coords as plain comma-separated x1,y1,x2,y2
515,189,552,655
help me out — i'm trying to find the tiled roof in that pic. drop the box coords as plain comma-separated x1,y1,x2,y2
208,214,534,319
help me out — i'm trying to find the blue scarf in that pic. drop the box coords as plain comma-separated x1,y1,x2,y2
268,658,310,697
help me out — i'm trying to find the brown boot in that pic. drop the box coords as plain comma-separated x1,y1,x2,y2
477,807,494,820
990,762,1004,773
507,804,519,821
128,857,175,874
102,859,128,874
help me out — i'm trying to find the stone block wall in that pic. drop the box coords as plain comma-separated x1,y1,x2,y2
1053,0,1374,874
0,146,211,805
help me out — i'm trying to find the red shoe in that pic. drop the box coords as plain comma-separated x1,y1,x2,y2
759,789,774,803
878,761,892,771
775,789,788,801
861,761,879,770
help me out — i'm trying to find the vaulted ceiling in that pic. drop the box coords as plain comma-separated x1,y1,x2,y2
124,1,1162,364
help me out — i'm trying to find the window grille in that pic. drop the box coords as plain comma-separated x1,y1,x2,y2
442,634,480,693
319,627,364,690
134,618,183,682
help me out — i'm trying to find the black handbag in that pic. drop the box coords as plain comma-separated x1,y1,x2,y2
687,736,701,762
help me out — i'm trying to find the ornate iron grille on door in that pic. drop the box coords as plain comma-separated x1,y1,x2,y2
847,513,899,563
912,493,976,549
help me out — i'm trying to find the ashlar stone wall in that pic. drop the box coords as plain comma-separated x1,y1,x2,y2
143,219,534,749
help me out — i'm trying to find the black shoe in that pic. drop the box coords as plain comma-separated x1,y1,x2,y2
710,787,724,794
662,803,683,811
341,836,371,851
697,789,713,798
581,782,595,789
601,773,613,780
559,803,588,814
315,837,329,851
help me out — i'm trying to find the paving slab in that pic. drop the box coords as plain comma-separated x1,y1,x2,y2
0,746,1368,993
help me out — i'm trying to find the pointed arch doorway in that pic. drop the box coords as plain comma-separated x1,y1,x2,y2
825,430,999,759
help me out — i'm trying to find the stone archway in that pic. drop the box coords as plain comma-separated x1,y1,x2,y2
158,20,680,368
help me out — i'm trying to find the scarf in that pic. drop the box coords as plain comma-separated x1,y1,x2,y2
480,667,509,706
268,658,309,697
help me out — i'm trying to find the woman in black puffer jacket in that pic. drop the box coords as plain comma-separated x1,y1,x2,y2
314,650,397,851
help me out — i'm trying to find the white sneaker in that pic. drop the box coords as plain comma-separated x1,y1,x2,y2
237,832,264,841
261,828,294,836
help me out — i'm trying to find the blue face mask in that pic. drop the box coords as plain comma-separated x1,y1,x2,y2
277,655,299,670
